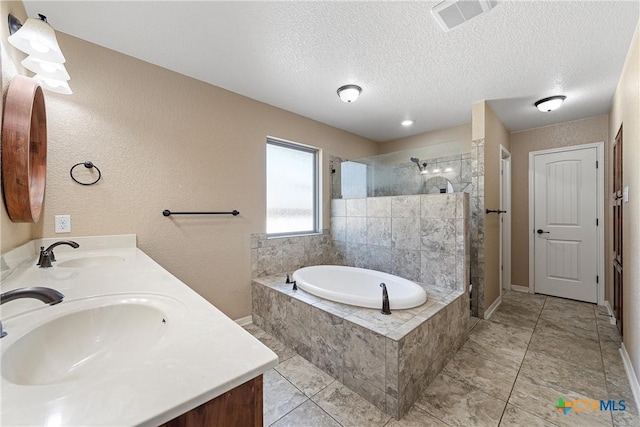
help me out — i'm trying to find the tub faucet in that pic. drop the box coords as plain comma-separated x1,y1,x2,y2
0,286,64,338
37,240,80,268
380,283,391,315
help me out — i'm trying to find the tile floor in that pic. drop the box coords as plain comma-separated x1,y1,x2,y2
245,290,639,426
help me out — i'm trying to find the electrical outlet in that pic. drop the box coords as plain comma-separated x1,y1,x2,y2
55,215,71,233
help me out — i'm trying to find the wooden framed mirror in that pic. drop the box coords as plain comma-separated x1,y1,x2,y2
1,75,47,223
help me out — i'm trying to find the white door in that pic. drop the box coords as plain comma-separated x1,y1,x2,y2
533,147,598,303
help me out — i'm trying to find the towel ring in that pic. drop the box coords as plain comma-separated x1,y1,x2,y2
70,161,102,185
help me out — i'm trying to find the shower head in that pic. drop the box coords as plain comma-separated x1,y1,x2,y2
410,157,425,172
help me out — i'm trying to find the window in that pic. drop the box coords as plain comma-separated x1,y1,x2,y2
266,138,319,236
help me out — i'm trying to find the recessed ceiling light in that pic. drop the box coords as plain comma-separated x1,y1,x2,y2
401,120,414,127
535,95,566,112
337,84,362,103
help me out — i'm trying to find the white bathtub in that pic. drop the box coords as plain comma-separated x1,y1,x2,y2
292,265,427,310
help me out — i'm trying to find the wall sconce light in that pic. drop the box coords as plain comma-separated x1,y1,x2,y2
337,85,362,103
534,95,566,112
7,13,72,95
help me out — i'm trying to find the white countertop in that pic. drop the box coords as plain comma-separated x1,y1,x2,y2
0,235,278,426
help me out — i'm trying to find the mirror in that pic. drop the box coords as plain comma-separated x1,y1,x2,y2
1,75,47,223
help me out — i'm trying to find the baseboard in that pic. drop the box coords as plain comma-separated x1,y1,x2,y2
234,315,253,327
620,343,640,412
510,285,530,293
484,295,502,320
603,300,617,326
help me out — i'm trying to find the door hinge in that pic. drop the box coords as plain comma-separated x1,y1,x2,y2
596,275,599,284
596,160,599,169
596,218,599,226
501,264,503,271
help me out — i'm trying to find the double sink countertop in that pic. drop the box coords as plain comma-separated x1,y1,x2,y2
0,234,277,426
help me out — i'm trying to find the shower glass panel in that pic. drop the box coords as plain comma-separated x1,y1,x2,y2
332,140,471,199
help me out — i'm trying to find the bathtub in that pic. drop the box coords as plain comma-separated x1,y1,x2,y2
292,265,427,309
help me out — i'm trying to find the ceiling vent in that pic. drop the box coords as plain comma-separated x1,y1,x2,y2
431,0,492,32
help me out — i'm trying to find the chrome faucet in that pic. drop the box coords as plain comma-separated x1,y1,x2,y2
0,287,64,338
37,240,80,268
380,283,391,315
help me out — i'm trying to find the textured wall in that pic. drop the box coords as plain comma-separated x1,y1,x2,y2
2,31,378,319
609,22,639,390
483,103,510,312
509,115,610,292
379,123,472,155
0,1,33,253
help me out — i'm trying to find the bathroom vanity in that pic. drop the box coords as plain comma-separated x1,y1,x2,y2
0,235,277,426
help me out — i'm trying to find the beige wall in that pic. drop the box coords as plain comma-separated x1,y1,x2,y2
1,23,378,318
509,115,610,293
0,1,33,252
609,21,639,389
482,102,510,310
379,123,472,154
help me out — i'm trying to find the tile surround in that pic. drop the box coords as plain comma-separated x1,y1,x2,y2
332,192,469,293
470,138,485,317
252,276,468,419
251,230,331,278
254,193,469,296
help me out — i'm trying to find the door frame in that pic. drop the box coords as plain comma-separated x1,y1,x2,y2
528,142,605,304
500,145,512,295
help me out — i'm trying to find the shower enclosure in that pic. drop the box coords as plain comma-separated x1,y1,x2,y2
331,140,471,199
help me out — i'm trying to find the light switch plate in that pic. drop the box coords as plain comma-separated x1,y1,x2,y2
623,186,629,203
55,215,71,233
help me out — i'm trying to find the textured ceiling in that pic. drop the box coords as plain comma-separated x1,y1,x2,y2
24,1,639,142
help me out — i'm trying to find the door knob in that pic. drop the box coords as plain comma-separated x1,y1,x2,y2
537,229,550,234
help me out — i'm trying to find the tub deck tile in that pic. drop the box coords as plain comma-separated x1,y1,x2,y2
252,276,469,419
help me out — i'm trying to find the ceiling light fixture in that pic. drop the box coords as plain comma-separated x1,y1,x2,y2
534,95,566,112
337,84,362,103
7,13,72,95
401,120,415,127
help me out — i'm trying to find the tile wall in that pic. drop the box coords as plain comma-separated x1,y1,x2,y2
252,276,469,419
470,138,485,317
251,230,332,279
330,193,469,293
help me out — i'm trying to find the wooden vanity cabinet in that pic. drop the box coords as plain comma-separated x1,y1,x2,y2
160,375,263,427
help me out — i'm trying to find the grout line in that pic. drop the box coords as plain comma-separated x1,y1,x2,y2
595,312,617,427
271,354,344,426
496,293,547,426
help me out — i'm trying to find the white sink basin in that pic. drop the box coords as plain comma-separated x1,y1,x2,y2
2,300,175,385
57,256,125,268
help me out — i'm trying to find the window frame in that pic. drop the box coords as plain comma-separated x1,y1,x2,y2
266,137,320,238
